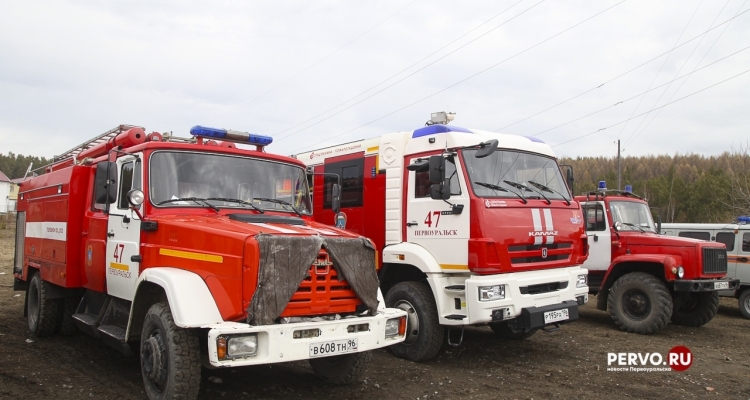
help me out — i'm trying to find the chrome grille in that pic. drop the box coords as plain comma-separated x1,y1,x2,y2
702,247,727,274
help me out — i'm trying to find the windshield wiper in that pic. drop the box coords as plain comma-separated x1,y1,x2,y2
475,181,527,204
157,197,220,213
619,222,646,233
502,180,531,203
252,197,302,217
527,180,571,205
206,198,264,213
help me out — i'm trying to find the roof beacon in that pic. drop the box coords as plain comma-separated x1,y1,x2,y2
190,125,273,150
598,180,607,191
738,216,750,224
624,185,633,193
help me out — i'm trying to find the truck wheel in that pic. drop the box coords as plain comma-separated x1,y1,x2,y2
739,289,750,319
27,273,59,338
489,323,538,340
607,272,672,335
57,296,81,336
384,281,444,362
140,302,201,400
309,351,372,385
671,292,719,327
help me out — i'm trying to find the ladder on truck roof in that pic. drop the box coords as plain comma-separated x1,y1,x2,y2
33,125,142,174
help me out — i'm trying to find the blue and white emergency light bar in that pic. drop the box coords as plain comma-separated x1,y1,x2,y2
190,125,273,147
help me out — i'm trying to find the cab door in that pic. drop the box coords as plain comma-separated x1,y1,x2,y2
404,153,470,272
105,155,142,301
580,201,611,288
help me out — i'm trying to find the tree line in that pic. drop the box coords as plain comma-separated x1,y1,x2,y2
561,145,750,224
0,152,51,180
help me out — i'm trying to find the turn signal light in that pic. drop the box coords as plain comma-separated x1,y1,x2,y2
217,336,227,360
398,316,407,336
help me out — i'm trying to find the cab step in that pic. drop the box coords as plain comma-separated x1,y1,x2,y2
98,325,132,355
71,313,100,338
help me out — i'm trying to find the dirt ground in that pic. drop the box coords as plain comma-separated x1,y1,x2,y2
0,225,748,400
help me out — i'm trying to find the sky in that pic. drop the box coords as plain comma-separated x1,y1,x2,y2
1,0,748,161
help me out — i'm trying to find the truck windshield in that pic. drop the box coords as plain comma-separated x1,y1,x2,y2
462,149,570,200
609,200,656,232
149,151,311,214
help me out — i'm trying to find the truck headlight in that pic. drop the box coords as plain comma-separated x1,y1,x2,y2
478,285,505,302
577,274,588,288
385,316,406,338
218,334,258,360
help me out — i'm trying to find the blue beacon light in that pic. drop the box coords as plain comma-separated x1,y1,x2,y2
189,125,273,146
738,216,750,223
598,181,607,191
624,185,633,193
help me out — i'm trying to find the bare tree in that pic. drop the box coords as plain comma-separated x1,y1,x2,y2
721,142,750,218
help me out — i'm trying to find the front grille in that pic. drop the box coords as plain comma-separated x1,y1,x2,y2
14,212,25,275
520,281,569,295
280,250,362,318
702,247,728,274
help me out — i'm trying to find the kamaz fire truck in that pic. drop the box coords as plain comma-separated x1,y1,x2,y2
12,125,407,400
294,112,590,362
576,182,739,334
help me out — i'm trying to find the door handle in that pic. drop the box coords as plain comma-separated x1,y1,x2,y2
593,234,599,242
406,222,418,227
738,257,748,263
107,232,115,238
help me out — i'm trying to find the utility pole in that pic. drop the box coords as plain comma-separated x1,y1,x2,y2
617,139,621,190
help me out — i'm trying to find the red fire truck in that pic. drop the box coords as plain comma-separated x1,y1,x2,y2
12,125,406,399
576,182,739,334
294,113,590,362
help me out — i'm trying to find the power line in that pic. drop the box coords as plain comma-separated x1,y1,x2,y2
204,0,419,124
273,0,540,143
290,1,627,154
624,0,748,148
527,44,750,137
493,7,750,133
550,67,750,148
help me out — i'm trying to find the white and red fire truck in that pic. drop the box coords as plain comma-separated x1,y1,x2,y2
13,125,406,399
294,113,590,362
577,182,739,334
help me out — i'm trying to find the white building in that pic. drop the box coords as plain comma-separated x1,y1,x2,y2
0,170,12,213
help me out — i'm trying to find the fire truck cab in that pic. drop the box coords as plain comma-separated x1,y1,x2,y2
577,182,739,334
295,114,590,362
13,125,407,400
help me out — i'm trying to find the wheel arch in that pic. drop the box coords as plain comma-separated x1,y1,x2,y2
597,261,667,311
380,242,441,295
126,267,223,342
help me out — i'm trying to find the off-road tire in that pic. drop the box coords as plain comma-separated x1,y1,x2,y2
607,272,672,335
27,273,59,338
57,296,80,336
739,289,750,320
140,302,201,400
670,291,719,327
489,323,538,340
309,351,372,385
384,281,444,362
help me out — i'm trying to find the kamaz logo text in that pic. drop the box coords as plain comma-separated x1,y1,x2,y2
528,231,558,237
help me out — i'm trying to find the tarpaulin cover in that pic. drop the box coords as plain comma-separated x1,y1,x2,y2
247,234,380,326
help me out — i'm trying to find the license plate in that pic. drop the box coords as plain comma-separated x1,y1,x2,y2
544,308,570,324
714,281,729,290
309,338,358,358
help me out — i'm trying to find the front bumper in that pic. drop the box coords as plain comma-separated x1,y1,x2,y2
205,308,406,367
673,278,740,292
462,266,588,325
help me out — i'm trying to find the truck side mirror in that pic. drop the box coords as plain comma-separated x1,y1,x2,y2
428,155,445,184
474,139,498,158
430,178,451,200
331,183,341,214
566,167,574,195
94,162,117,205
656,215,662,234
